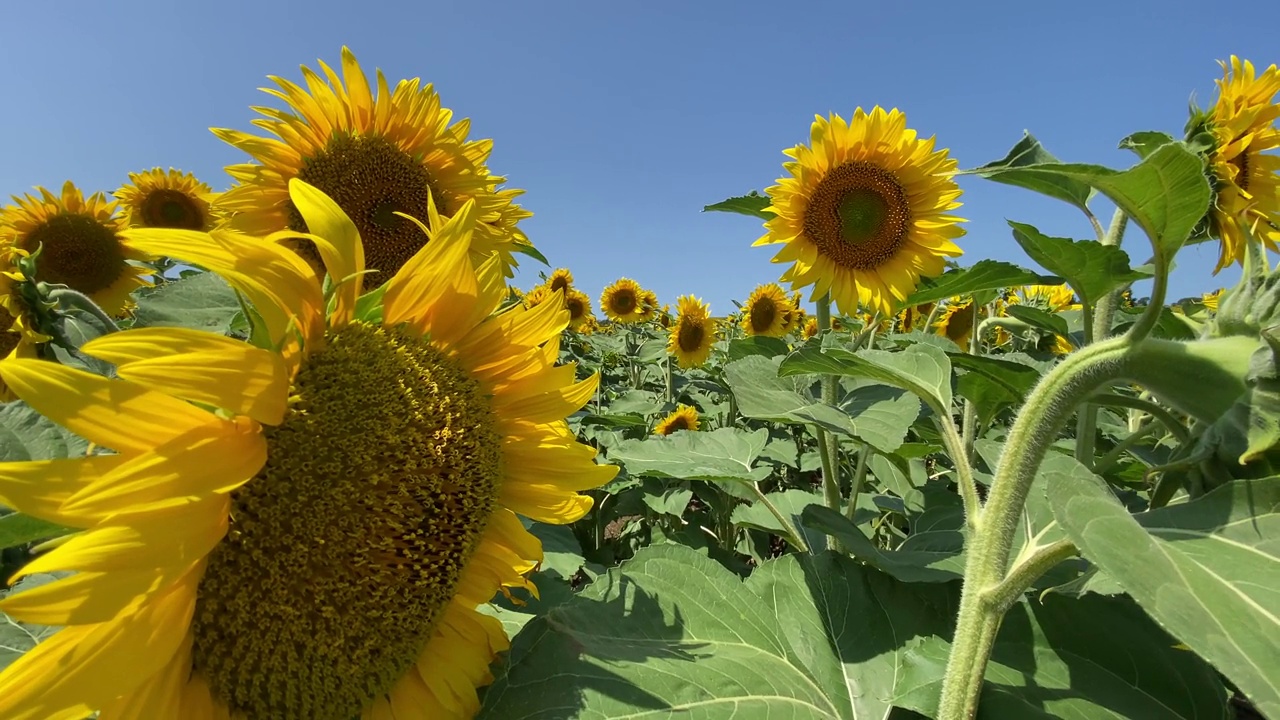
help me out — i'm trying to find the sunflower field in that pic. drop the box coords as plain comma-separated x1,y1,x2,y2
0,47,1276,720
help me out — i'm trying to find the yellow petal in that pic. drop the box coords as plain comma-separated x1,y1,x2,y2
500,482,594,524
388,666,436,719
63,419,265,516
82,328,289,425
0,561,197,625
0,565,198,720
382,199,478,333
494,373,599,424
0,455,128,528
16,495,228,579
0,360,221,454
95,631,192,720
178,674,218,720
287,178,365,326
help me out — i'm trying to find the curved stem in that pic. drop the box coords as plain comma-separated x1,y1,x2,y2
1087,393,1190,444
845,442,871,522
937,336,1131,720
750,483,810,554
983,539,1078,613
1091,208,1130,342
934,414,981,532
1091,419,1160,476
46,287,121,335
1123,251,1169,345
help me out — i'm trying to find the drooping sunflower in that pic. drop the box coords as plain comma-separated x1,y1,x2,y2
600,277,646,324
115,168,217,231
564,288,594,331
756,107,966,316
1016,283,1077,312
667,294,717,369
742,283,791,337
637,288,660,322
0,180,615,720
213,47,531,287
1189,56,1280,271
0,246,47,401
935,298,983,349
654,404,700,436
0,181,151,315
546,267,574,295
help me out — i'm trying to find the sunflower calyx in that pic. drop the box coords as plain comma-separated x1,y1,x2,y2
1211,272,1280,338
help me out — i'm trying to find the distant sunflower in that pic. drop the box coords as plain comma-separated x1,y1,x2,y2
637,288,659,322
655,404,700,435
523,284,553,309
565,288,594,331
213,47,531,287
546,268,574,294
115,168,216,231
858,312,892,334
935,298,982,349
601,278,646,323
803,316,820,339
1189,56,1280,271
742,283,790,337
756,106,965,316
0,181,150,315
0,181,614,720
667,294,717,369
0,246,47,401
1017,283,1077,311
897,302,935,332
1203,288,1224,311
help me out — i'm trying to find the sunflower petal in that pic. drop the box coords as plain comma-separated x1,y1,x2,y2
95,631,192,720
288,178,365,326
0,455,128,528
382,199,479,335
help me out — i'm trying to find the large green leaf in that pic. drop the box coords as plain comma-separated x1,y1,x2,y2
1004,304,1070,338
131,271,243,333
727,335,790,360
974,141,1211,258
947,352,1046,398
607,427,773,484
1049,474,1280,717
803,504,965,582
1119,130,1177,160
732,488,831,552
1008,221,1151,306
905,259,1062,307
966,133,1095,213
478,544,956,719
702,191,771,220
0,513,70,551
725,356,919,452
780,343,953,413
0,402,89,462
895,592,1229,719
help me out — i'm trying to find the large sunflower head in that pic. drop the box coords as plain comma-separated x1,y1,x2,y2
0,181,151,315
565,288,594,331
212,47,532,287
755,107,966,316
0,180,615,720
654,404,700,436
934,297,983,349
1188,56,1280,272
600,277,646,323
115,167,217,231
667,294,717,369
742,283,791,337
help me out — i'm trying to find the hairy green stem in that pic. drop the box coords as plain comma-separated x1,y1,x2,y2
1091,419,1160,476
935,415,981,531
984,539,1078,613
1091,208,1130,342
937,336,1131,720
750,483,810,553
664,355,674,404
960,303,982,461
845,443,871,522
46,287,121,335
814,295,842,514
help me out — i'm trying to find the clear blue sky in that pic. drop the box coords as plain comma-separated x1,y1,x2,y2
3,1,1278,316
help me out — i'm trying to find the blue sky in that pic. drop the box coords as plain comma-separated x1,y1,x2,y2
2,1,1278,316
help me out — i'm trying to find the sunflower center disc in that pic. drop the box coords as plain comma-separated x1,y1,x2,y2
749,298,777,333
803,161,911,270
566,296,586,321
610,291,636,315
291,134,440,288
20,214,125,295
677,319,704,352
191,322,502,720
140,189,206,230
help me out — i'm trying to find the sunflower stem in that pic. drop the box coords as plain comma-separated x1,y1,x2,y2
1077,208,1129,467
844,442,871,522
750,482,810,554
1090,419,1160,476
814,295,844,520
45,287,120,336
960,302,982,462
938,336,1132,720
664,355,674,404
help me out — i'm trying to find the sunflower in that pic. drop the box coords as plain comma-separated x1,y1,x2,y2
1190,57,1280,271
637,288,660,322
1203,288,1224,311
546,268,574,295
213,47,531,287
803,316,820,339
654,404,700,435
0,246,48,400
522,284,553,309
896,302,935,332
1016,283,1077,311
115,168,216,231
564,288,594,331
600,277,646,324
0,181,151,315
667,295,717,369
935,298,983,349
0,180,615,720
742,283,791,337
756,107,966,316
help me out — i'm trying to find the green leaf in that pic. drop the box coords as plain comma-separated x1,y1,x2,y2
725,356,919,453
132,271,243,333
727,335,790,360
607,427,772,484
803,504,965,582
895,592,1229,719
780,343,953,413
479,544,957,719
0,574,60,672
0,513,71,550
702,191,771,220
0,402,88,461
965,133,1095,212
947,352,1047,398
1004,304,1070,337
1119,130,1177,159
731,489,831,552
526,522,588,581
905,259,1062,306
1007,221,1151,306
1049,474,1280,717
512,241,550,266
